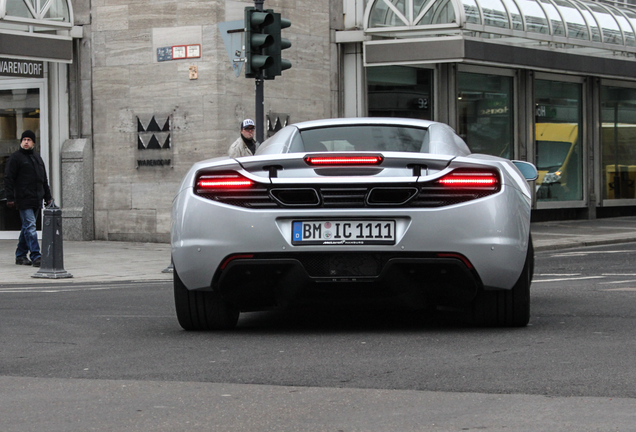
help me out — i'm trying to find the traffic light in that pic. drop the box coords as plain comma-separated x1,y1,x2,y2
244,7,275,78
263,12,292,80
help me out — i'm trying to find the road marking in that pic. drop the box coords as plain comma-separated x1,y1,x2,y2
599,288,636,292
549,250,636,258
533,276,605,283
599,279,636,285
537,273,581,276
0,282,169,294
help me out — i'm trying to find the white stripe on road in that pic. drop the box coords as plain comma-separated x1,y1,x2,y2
550,250,636,257
599,279,636,285
533,276,605,283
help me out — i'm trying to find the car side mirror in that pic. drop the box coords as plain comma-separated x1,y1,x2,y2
512,160,538,181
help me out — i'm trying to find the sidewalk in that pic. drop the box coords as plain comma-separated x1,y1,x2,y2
2,216,636,285
0,240,172,286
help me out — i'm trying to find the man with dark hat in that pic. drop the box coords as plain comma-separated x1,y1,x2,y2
228,119,259,158
4,130,52,267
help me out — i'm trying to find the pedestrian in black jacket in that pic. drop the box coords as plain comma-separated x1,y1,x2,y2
4,130,52,267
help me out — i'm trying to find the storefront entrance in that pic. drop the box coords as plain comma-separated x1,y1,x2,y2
0,80,47,239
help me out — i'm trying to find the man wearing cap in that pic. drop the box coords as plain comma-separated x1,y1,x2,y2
228,119,259,158
4,130,52,267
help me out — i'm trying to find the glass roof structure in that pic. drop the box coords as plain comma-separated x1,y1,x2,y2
365,0,636,54
0,0,73,33
0,0,75,62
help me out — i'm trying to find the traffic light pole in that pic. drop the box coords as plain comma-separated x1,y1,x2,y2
255,75,264,143
254,0,265,143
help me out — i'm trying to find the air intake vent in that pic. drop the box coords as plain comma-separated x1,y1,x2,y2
271,188,320,206
367,187,418,206
319,187,367,208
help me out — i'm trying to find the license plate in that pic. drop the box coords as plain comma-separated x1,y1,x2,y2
292,220,396,245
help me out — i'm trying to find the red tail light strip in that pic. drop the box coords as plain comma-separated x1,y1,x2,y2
305,155,383,166
437,170,498,188
197,174,254,190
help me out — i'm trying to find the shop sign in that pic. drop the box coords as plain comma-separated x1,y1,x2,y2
0,58,44,78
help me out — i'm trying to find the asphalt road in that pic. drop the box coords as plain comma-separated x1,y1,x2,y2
1,243,636,431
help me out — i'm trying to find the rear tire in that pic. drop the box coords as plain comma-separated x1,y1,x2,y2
472,237,533,327
174,268,240,331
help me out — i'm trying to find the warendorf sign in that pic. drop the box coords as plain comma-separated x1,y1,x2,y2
0,58,44,78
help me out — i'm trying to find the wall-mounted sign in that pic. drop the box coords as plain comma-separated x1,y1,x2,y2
0,58,44,78
157,44,201,62
136,114,173,168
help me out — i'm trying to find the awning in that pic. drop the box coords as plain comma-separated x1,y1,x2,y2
0,0,76,63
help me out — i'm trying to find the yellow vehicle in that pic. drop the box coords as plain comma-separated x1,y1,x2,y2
535,123,581,200
602,123,636,200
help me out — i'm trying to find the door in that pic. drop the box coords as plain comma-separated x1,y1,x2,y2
0,81,47,239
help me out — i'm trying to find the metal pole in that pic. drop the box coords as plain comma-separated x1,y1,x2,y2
255,76,264,143
255,0,265,143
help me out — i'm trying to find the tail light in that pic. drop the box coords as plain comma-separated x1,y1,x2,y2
305,155,383,166
437,252,474,269
196,173,254,191
437,169,499,189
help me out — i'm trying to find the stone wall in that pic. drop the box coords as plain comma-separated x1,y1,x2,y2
89,0,336,242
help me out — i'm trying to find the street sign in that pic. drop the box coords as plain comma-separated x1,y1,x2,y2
219,20,245,77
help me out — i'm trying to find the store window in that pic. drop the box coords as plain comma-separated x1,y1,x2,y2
535,79,583,202
601,86,636,200
457,71,513,159
0,88,41,232
367,66,433,120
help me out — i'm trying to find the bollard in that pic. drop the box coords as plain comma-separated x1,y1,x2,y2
32,201,73,279
162,256,174,273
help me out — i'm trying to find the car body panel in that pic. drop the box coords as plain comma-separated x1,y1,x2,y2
172,118,534,311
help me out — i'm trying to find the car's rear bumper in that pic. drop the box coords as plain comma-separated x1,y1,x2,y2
213,253,481,311
172,183,531,292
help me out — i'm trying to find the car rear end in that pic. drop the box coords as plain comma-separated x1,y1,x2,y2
172,151,531,314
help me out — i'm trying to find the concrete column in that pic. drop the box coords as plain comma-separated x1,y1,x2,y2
61,138,94,241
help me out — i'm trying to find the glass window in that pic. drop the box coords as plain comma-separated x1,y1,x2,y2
586,3,623,44
538,0,567,36
571,0,602,42
368,0,409,27
295,125,428,153
367,66,433,120
480,0,510,28
553,0,589,40
43,0,71,22
604,6,636,46
515,0,550,33
535,80,583,202
601,86,636,200
5,0,34,19
463,0,482,24
501,0,524,30
457,72,514,159
417,0,457,25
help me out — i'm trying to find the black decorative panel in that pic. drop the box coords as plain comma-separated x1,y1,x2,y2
135,115,173,168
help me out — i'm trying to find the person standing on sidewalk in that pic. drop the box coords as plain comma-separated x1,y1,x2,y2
228,119,259,158
3,130,52,267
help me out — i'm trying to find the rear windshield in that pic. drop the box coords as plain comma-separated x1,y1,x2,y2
289,125,428,153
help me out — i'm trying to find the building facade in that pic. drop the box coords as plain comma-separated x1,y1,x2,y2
1,0,636,242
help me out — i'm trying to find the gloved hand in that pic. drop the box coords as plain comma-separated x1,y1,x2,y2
7,201,15,208
45,200,52,206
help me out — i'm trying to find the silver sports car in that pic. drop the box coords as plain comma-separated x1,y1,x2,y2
171,117,538,330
